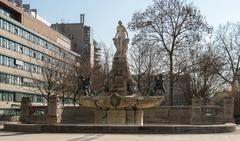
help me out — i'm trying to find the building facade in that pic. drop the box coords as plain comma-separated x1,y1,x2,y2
0,0,80,114
51,14,95,67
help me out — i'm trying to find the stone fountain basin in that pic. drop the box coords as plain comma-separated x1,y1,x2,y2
79,94,164,110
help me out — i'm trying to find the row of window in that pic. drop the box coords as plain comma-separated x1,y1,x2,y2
0,90,74,104
0,90,44,103
0,17,75,60
0,72,35,87
0,91,14,102
0,54,42,74
0,36,61,65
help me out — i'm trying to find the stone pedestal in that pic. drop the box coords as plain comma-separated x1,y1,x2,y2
47,96,61,124
126,110,135,124
95,110,107,124
94,109,144,125
135,110,144,125
19,97,32,123
107,110,126,124
224,96,234,123
191,97,202,125
110,56,130,96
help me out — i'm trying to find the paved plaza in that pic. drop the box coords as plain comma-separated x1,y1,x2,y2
0,125,239,141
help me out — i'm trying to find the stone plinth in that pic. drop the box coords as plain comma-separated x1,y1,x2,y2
191,97,202,125
224,96,234,123
107,110,126,124
126,110,135,124
47,96,62,124
135,110,144,125
19,97,32,123
95,110,107,124
110,56,130,96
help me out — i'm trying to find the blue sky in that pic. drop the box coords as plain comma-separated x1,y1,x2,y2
23,0,240,47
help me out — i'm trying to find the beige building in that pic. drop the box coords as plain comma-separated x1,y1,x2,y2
0,0,80,114
51,14,95,67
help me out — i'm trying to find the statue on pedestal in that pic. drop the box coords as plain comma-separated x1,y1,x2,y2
113,20,129,57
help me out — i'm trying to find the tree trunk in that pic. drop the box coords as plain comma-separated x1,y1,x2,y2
73,94,77,107
62,92,65,106
169,54,174,106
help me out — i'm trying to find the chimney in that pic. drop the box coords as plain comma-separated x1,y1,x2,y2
80,14,85,25
30,9,37,18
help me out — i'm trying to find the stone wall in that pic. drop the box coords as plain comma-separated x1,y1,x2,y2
144,107,191,124
20,97,234,125
61,106,95,124
59,105,227,125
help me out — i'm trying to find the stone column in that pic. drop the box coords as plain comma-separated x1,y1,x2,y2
135,110,144,125
224,96,234,123
47,96,61,124
191,97,202,125
107,110,126,124
19,97,32,123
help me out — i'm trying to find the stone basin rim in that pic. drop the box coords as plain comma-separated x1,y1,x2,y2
79,95,165,109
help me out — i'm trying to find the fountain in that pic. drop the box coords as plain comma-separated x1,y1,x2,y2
79,20,164,125
3,21,236,134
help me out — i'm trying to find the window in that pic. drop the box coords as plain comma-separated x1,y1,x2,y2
19,45,23,53
33,52,36,58
14,27,18,34
0,18,71,61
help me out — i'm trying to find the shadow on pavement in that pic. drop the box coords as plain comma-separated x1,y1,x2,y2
0,132,30,137
0,125,30,137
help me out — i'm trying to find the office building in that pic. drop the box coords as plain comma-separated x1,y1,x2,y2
0,0,80,113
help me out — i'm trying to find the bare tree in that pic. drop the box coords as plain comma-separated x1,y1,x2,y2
66,58,85,106
130,34,163,95
30,59,65,105
184,44,223,104
128,0,210,105
215,23,240,88
215,23,240,115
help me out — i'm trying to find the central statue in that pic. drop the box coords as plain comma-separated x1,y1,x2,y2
113,20,129,57
110,21,135,96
